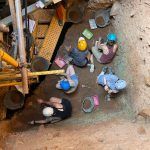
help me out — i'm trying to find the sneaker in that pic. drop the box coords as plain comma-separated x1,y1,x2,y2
105,94,111,101
102,66,108,73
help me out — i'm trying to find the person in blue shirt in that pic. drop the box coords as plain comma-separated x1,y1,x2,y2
66,37,93,68
97,66,127,101
56,65,79,94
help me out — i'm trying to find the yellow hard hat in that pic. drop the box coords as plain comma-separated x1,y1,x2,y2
77,37,87,51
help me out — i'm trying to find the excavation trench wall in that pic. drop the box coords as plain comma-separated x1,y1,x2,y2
112,0,150,113
88,0,150,114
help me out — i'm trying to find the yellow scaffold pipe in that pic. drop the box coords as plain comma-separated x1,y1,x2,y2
0,48,19,67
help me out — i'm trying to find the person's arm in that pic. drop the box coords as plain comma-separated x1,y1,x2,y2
65,45,71,52
87,52,91,61
37,99,52,106
66,74,76,87
113,44,118,53
29,119,49,125
108,89,118,94
29,117,61,125
98,44,109,55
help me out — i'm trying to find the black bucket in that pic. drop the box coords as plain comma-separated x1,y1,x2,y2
4,90,25,110
31,56,50,72
67,5,84,23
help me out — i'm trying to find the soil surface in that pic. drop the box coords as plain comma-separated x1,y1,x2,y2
4,119,150,150
0,9,136,149
7,10,131,132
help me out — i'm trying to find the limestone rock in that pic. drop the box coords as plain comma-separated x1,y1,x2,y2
110,1,121,17
138,108,150,118
144,76,150,87
137,126,146,135
88,0,117,9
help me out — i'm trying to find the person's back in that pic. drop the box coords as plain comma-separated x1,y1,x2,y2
70,47,88,67
50,98,72,119
56,65,79,93
99,44,117,64
97,74,119,90
29,97,72,125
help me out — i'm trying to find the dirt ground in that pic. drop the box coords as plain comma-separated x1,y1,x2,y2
4,119,150,150
0,9,140,149
5,10,133,131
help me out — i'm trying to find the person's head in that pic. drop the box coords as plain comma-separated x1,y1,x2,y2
42,107,54,117
107,33,117,46
77,37,87,51
60,80,71,91
115,80,127,90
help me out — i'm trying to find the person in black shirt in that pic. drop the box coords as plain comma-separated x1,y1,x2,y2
29,97,72,125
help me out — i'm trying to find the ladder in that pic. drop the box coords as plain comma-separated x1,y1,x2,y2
38,6,66,62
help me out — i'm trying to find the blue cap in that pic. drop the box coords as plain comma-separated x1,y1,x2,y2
107,33,117,42
60,80,71,91
115,80,127,90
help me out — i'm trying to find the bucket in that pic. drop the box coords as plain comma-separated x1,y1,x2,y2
95,9,110,28
4,90,25,110
31,56,50,72
67,5,84,23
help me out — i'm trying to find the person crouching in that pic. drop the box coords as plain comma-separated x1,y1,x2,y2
29,97,72,125
97,66,127,101
56,65,78,94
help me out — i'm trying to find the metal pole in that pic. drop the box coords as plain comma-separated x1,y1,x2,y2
23,0,30,62
8,0,17,30
15,0,29,94
8,0,18,59
0,48,19,67
0,70,65,80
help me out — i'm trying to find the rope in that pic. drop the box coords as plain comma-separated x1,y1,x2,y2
82,96,94,113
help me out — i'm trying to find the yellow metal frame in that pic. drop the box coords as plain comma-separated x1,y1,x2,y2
0,48,19,67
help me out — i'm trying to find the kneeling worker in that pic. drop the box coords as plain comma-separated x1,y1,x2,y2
67,37,93,68
92,33,118,64
29,97,72,125
56,65,79,94
97,66,127,101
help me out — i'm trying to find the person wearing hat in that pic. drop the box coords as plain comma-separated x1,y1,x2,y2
56,65,79,94
91,33,118,64
66,37,93,68
97,66,127,101
29,97,72,125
